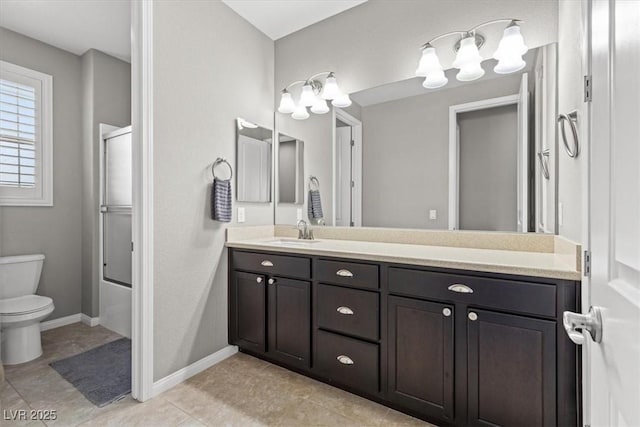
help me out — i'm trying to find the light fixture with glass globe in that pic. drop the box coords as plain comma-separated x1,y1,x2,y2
416,19,528,90
277,72,350,120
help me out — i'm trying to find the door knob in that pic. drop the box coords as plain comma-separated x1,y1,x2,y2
563,306,602,345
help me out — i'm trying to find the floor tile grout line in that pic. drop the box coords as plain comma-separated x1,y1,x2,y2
163,396,211,427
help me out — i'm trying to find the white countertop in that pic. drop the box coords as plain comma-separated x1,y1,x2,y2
225,237,582,281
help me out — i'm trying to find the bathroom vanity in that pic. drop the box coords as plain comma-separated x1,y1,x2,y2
227,230,581,427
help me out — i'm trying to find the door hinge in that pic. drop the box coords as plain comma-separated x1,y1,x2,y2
584,75,592,102
350,221,355,226
583,250,591,277
350,140,355,147
131,241,134,252
351,180,355,188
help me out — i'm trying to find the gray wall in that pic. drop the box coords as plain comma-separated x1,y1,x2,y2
274,0,559,227
459,105,518,232
361,74,521,229
0,28,83,319
80,49,131,317
557,0,585,243
152,0,274,380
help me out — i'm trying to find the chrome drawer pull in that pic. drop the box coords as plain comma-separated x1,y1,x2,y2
337,306,354,315
336,269,354,278
337,355,354,365
261,260,274,267
448,284,473,294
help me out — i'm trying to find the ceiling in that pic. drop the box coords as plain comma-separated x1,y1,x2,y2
222,0,368,40
0,0,131,62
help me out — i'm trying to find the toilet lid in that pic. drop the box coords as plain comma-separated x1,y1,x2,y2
0,295,54,315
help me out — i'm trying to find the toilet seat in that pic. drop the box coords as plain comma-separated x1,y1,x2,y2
0,295,54,316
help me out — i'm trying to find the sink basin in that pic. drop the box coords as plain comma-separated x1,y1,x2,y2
264,238,322,247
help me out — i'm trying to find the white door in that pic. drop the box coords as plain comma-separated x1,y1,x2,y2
569,1,640,426
516,73,529,232
335,125,352,227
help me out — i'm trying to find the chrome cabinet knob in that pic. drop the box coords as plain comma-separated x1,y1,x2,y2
468,312,478,321
256,277,263,284
337,355,354,365
442,308,452,317
268,278,276,285
563,306,603,345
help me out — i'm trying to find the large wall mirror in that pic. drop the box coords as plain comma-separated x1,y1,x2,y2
236,118,272,203
274,36,559,234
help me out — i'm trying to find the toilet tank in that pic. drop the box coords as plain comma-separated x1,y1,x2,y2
0,254,45,299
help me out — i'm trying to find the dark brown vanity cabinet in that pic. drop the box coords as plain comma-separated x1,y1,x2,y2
388,296,455,422
229,251,311,368
228,248,580,427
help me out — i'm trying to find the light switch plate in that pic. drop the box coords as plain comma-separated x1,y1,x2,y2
238,207,246,223
296,208,303,221
429,209,437,220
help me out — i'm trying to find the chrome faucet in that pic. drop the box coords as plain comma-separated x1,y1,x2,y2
296,219,314,240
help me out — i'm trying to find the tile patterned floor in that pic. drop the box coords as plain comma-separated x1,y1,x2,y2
1,323,432,426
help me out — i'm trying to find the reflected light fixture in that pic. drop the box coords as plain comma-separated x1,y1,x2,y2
416,19,528,89
277,72,350,120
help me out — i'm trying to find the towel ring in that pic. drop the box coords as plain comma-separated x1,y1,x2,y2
538,149,550,180
309,176,320,191
212,157,233,180
558,111,579,158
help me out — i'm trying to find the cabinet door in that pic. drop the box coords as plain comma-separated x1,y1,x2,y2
388,296,455,422
232,271,267,353
268,277,311,368
467,309,556,427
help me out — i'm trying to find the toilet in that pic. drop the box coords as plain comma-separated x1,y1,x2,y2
0,254,54,365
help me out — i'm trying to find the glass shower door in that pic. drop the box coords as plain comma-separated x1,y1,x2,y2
101,128,132,287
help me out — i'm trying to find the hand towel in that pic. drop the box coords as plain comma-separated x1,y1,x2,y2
307,189,324,220
212,178,232,222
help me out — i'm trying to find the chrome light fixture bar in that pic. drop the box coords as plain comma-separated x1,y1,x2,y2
278,72,351,120
416,19,528,89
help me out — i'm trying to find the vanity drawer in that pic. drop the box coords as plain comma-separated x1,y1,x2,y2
388,268,556,318
232,251,311,279
317,259,379,289
317,284,379,341
315,330,379,394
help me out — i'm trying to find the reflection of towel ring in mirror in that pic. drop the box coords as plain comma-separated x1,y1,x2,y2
538,149,550,180
212,157,233,180
309,176,320,191
557,110,579,158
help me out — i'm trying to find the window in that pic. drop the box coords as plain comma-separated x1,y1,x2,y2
0,60,52,206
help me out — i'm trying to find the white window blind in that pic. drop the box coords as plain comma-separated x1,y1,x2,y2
0,79,37,188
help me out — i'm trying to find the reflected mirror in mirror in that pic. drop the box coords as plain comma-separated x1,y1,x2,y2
275,44,558,234
236,118,273,203
278,134,304,204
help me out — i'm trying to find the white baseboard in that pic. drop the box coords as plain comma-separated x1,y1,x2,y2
40,313,82,331
152,345,238,397
81,314,100,327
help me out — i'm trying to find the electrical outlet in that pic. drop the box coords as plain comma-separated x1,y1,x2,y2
297,208,303,221
429,209,437,220
238,207,246,223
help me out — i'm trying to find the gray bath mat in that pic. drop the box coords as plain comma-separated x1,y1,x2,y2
50,337,131,407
